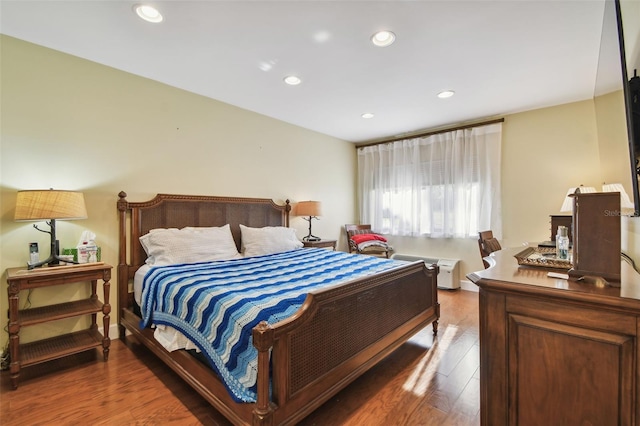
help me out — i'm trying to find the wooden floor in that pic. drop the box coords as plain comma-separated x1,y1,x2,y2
0,289,480,426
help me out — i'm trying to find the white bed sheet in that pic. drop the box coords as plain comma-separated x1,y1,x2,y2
134,265,199,352
134,264,150,306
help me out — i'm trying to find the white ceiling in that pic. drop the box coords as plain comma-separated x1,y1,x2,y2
1,0,609,143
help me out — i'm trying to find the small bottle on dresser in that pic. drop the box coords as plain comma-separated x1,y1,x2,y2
556,226,570,260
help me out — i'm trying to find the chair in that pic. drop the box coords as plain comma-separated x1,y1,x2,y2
345,224,393,258
478,230,501,269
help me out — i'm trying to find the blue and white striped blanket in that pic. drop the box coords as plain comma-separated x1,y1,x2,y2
140,248,404,403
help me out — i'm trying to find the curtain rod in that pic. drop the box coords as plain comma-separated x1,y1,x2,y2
355,117,505,148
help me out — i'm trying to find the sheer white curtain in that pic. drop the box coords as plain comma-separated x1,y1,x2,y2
357,123,502,238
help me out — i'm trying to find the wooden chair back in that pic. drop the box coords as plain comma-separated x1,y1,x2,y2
478,230,501,269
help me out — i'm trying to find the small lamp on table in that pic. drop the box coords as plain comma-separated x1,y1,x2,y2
297,200,322,242
14,189,88,269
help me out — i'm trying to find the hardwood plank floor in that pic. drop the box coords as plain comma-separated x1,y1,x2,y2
0,289,479,426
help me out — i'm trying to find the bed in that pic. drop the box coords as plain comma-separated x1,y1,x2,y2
117,192,440,425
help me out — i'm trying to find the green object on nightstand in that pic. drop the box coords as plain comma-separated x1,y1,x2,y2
62,246,102,263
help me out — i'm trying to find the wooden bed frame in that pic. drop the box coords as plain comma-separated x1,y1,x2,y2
117,192,440,425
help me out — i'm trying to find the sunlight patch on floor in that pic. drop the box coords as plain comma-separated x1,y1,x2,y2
402,325,459,396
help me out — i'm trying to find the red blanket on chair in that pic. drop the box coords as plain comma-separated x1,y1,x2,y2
350,233,387,245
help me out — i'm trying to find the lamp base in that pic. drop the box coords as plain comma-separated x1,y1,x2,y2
27,253,80,270
303,215,320,242
27,238,79,270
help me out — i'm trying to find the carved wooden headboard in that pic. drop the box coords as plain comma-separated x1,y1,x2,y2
116,191,291,317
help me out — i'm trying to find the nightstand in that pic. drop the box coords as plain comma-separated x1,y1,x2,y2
302,239,337,250
6,262,112,389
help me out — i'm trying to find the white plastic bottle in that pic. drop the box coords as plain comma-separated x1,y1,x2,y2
556,226,570,260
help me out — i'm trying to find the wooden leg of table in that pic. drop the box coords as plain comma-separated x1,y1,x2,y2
102,278,111,361
8,282,20,389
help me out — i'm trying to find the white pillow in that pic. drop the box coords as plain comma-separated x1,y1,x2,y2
139,224,241,266
240,224,303,257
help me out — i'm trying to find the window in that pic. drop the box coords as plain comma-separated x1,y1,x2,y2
357,123,502,238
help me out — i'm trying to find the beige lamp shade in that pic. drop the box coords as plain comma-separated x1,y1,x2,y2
297,201,322,217
559,185,596,212
15,189,88,221
602,183,635,210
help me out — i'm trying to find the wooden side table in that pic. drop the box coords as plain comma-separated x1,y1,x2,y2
302,239,337,250
6,262,112,389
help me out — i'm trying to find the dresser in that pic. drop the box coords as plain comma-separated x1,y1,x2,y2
468,248,640,425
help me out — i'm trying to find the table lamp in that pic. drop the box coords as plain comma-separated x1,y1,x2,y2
15,189,88,269
559,185,596,212
560,183,634,215
297,201,321,242
602,182,635,214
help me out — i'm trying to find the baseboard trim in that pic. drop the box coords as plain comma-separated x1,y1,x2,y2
460,280,478,292
98,323,123,339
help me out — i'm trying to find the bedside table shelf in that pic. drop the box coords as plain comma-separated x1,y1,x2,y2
20,328,104,366
6,263,112,389
19,297,104,326
302,239,337,250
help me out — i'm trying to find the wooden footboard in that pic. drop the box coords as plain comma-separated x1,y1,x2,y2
117,192,439,425
255,260,438,425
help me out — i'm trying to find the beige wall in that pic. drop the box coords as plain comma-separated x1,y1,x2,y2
3,34,640,350
394,96,640,281
390,100,604,277
502,100,602,246
0,36,356,346
596,90,633,188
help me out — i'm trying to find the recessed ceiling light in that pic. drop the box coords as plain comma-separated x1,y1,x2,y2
258,60,277,72
283,75,302,86
437,90,455,99
371,30,396,47
361,113,375,119
313,30,332,43
134,4,163,23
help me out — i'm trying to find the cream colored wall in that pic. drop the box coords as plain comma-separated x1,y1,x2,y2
596,90,634,190
389,100,604,282
595,89,640,262
0,36,356,348
502,100,602,246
